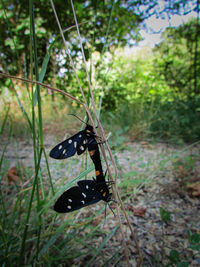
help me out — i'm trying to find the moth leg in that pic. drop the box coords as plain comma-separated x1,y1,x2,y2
96,140,106,145
108,202,116,217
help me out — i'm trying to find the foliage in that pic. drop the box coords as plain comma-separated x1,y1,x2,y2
0,0,143,89
188,231,200,251
154,19,200,98
95,20,200,143
167,250,189,267
97,48,171,111
160,207,171,223
149,97,200,142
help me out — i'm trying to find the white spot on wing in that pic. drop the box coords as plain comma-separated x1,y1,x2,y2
79,134,82,138
80,146,84,151
68,139,72,144
63,149,66,154
86,185,89,189
81,200,85,204
82,192,86,198
68,199,72,202
67,205,71,209
58,145,62,150
74,141,77,148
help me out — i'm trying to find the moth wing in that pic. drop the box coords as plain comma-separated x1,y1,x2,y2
77,142,87,155
54,182,100,213
78,180,102,199
77,180,96,191
49,130,86,159
73,131,87,155
79,179,111,203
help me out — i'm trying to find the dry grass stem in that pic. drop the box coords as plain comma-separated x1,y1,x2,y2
70,0,95,103
71,0,141,262
68,0,134,263
0,73,83,105
63,21,89,33
56,0,142,263
50,0,133,263
50,0,89,109
91,99,143,266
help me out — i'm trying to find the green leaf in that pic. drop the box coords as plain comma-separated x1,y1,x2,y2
168,249,180,263
177,262,189,267
188,232,200,244
160,207,171,222
188,232,200,251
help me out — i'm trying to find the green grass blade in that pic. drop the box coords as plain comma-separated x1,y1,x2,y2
38,164,94,215
0,106,10,135
43,148,55,195
101,248,121,267
18,148,43,266
0,125,12,175
85,224,119,267
15,92,33,131
0,60,32,132
33,41,54,106
37,218,70,259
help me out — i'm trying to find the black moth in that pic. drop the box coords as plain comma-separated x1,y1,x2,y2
54,178,112,213
51,116,112,213
49,123,98,160
49,121,105,183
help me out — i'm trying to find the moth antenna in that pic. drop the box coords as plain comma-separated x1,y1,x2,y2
68,114,87,125
69,114,99,129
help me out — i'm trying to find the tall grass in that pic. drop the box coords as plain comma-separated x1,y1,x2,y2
0,2,123,266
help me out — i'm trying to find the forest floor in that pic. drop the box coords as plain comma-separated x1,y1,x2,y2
1,134,200,266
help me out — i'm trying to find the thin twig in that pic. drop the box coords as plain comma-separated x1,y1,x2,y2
63,21,89,33
71,0,130,266
91,99,143,266
49,0,99,150
0,73,83,105
69,1,133,264
70,0,95,102
50,0,143,265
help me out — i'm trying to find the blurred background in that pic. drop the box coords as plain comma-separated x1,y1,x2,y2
0,0,199,143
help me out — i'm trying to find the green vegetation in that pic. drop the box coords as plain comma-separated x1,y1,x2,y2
2,18,199,142
0,0,199,266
